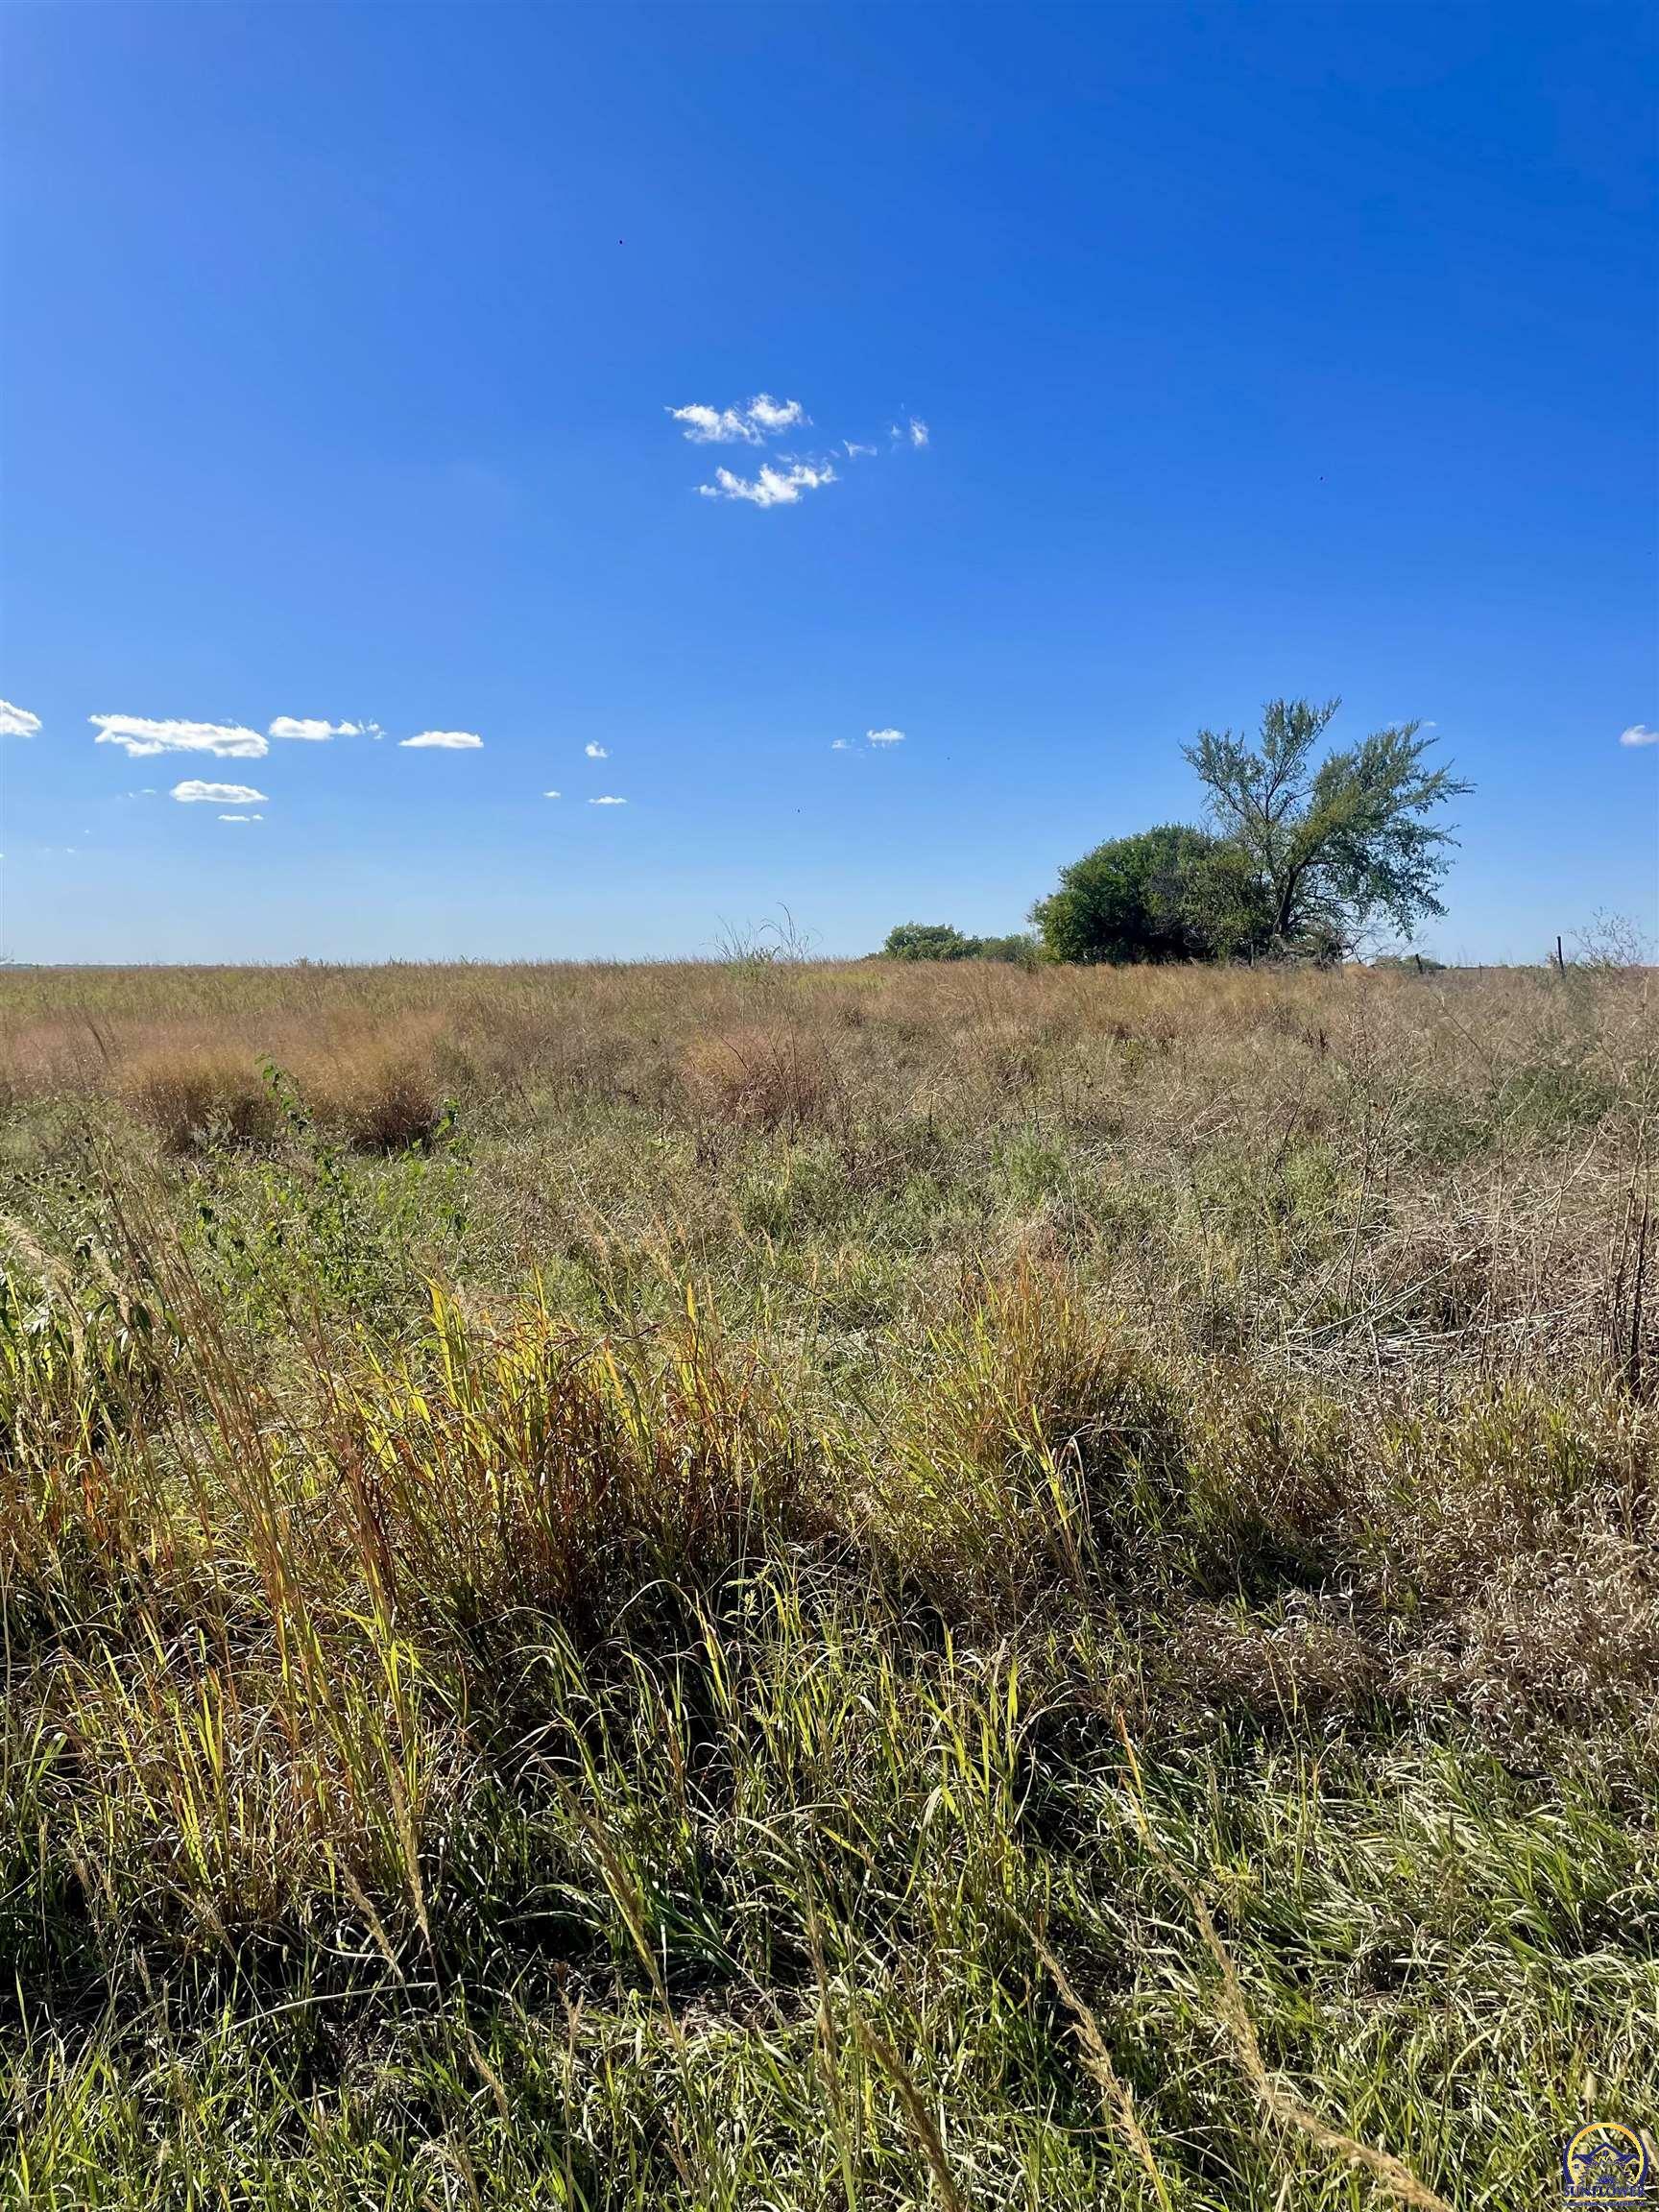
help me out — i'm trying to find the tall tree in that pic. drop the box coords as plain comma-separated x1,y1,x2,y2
1184,699,1471,953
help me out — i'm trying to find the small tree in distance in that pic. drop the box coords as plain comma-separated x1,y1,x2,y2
882,922,981,961
880,923,1042,964
1185,698,1471,954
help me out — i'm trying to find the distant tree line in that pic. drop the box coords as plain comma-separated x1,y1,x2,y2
883,698,1471,967
881,923,1040,967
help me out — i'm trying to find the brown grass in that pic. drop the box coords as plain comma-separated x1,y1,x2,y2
0,952,1653,2205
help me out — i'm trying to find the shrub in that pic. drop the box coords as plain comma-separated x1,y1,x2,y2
1031,824,1265,964
882,922,981,960
881,924,1040,966
977,931,1042,968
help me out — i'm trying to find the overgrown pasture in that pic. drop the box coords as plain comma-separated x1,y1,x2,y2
0,956,1652,2207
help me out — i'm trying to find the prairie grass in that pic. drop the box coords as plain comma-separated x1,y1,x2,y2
0,956,1653,2206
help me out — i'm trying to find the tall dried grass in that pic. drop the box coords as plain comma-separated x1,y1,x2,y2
0,953,1652,2207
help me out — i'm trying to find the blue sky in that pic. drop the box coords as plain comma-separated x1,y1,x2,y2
3,0,1654,963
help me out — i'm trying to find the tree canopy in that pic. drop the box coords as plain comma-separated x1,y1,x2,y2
882,922,1040,965
1030,824,1269,965
881,922,980,961
889,697,1471,968
1184,698,1470,953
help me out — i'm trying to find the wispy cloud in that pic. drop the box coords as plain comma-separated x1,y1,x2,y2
399,730,483,749
673,394,926,511
218,813,264,823
589,795,627,805
269,717,379,740
669,394,806,445
543,789,562,799
830,738,853,751
867,727,905,746
172,780,269,805
93,714,268,759
1620,723,1658,748
585,742,609,758
0,699,40,738
698,461,836,509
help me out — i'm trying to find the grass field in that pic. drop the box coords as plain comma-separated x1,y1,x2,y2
0,955,1653,2208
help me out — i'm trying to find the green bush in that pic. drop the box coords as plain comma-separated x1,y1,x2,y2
976,931,1042,967
1032,823,1267,964
881,924,1041,965
881,921,981,960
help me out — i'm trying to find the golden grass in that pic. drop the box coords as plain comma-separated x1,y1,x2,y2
0,953,1652,2206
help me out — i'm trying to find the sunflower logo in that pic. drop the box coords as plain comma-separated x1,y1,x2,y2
1563,2124,1650,2204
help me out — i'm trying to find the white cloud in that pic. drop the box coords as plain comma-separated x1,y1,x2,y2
92,714,268,759
399,730,483,749
589,794,627,805
843,440,876,460
269,717,378,740
1620,723,1659,748
697,461,836,509
172,780,269,805
867,727,905,745
218,813,264,823
908,418,929,447
543,788,562,799
0,699,41,738
669,394,807,445
585,742,609,757
670,405,752,444
746,394,806,434
830,738,852,750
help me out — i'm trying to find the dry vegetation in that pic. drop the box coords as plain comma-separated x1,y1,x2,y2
0,954,1653,2207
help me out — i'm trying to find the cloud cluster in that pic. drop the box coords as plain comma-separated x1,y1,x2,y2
270,717,379,740
698,461,836,509
675,390,928,512
1620,723,1658,748
669,394,806,445
589,795,627,805
833,727,906,752
78,708,515,836
0,699,40,738
172,780,269,805
93,714,268,759
585,742,609,758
